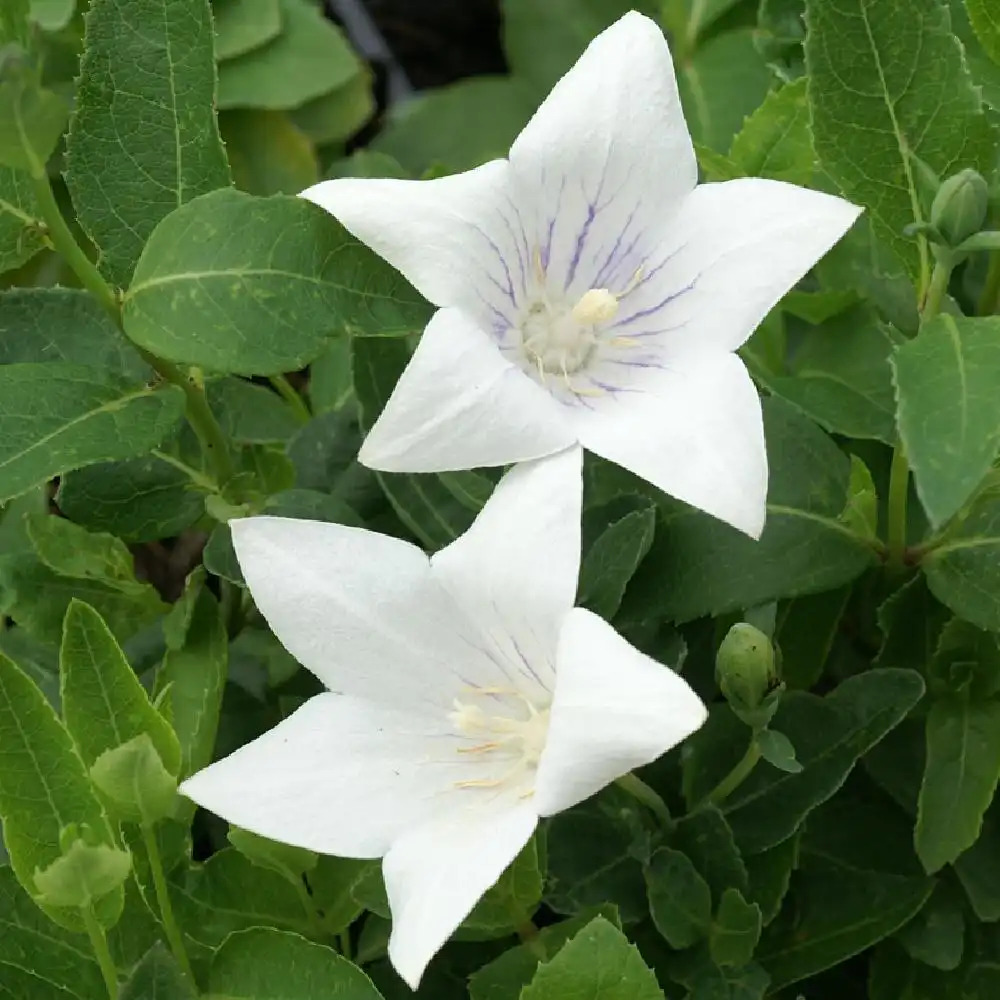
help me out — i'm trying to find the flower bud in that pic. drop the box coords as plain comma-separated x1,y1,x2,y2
930,169,989,247
716,624,781,729
89,734,178,825
33,834,131,910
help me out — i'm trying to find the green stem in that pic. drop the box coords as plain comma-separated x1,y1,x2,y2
615,772,674,830
338,931,352,961
705,738,762,807
922,257,953,321
291,877,326,940
141,824,196,986
269,374,311,424
978,251,1000,316
886,444,910,573
29,170,235,484
30,173,119,321
83,905,119,1000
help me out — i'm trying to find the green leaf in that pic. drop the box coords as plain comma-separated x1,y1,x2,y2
744,835,798,926
727,77,814,185
120,943,197,1000
228,827,317,882
306,857,374,935
170,848,312,950
644,847,713,949
0,866,106,999
221,109,319,197
0,650,122,929
774,586,850,689
622,398,876,623
894,882,965,971
60,600,180,773
0,74,68,173
33,836,131,910
678,29,772,153
28,0,75,31
123,189,429,374
915,696,1000,872
955,799,1000,920
763,306,898,443
685,669,925,854
353,337,488,549
214,0,281,61
90,734,178,825
501,0,644,94
710,888,762,969
463,837,542,938
56,454,206,543
672,805,749,903
0,288,148,377
208,927,385,999
66,0,231,289
468,907,621,1000
756,850,932,989
579,503,656,619
308,338,353,414
756,729,802,773
217,0,361,110
156,572,226,779
923,482,1000,629
519,916,664,1000
371,77,536,174
875,574,951,673
0,363,185,504
290,71,375,146
209,377,302,444
805,0,998,280
545,803,648,923
966,0,1000,62
0,166,44,276
894,314,1000,527
952,0,1000,108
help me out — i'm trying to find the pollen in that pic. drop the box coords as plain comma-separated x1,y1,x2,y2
571,288,620,325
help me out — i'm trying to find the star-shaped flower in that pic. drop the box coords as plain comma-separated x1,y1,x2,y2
300,12,860,538
180,447,706,988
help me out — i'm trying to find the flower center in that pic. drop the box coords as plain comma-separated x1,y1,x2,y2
448,686,550,795
518,287,620,376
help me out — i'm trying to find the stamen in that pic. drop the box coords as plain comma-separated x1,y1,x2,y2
571,288,620,325
610,336,641,348
457,742,501,754
533,246,546,285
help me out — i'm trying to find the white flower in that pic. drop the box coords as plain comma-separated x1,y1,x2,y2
180,447,706,989
300,12,861,539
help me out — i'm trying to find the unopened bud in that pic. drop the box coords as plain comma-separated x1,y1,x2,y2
716,624,782,729
931,169,989,246
33,836,131,909
90,734,178,825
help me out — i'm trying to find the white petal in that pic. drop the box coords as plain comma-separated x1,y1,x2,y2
533,608,707,817
231,516,503,714
385,800,538,989
507,12,696,300
301,162,525,328
573,352,768,537
431,447,583,697
611,178,862,356
180,694,476,858
359,308,577,473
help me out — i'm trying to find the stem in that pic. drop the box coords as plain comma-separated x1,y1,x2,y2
338,931,352,961
269,374,311,424
978,251,1000,316
615,772,674,830
886,444,910,573
705,738,762,807
141,824,196,986
921,257,953,321
29,170,235,484
83,905,119,1000
30,173,119,321
291,877,326,940
517,919,547,961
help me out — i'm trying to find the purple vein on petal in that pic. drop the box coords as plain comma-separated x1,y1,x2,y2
611,276,699,330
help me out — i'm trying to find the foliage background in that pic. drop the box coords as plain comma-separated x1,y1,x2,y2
3,0,1000,998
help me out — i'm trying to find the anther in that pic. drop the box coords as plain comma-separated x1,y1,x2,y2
571,288,620,325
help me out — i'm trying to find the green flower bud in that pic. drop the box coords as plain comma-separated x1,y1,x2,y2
930,168,989,247
33,835,131,910
716,624,782,729
89,734,178,825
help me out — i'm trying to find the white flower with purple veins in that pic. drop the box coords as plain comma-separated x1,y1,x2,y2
179,447,706,989
301,12,860,538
